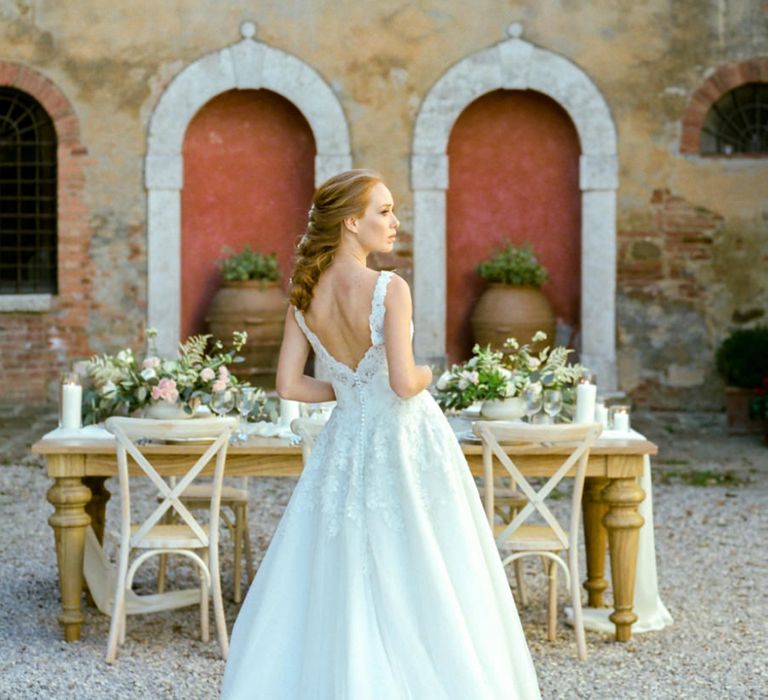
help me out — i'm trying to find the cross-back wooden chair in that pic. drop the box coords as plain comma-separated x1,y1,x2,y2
473,420,603,660
157,474,254,604
104,416,236,663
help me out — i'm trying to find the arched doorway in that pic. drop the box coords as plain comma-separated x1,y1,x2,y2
446,89,581,362
181,89,316,338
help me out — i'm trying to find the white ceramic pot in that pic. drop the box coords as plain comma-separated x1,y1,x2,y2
144,401,191,420
480,397,526,420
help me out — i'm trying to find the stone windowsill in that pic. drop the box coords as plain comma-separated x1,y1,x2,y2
0,294,53,313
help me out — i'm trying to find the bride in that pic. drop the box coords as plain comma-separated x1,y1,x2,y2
220,170,541,699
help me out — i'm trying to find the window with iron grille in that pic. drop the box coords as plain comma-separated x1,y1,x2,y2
700,82,768,156
0,87,57,294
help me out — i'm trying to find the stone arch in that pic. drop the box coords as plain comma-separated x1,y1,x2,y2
411,23,619,389
145,22,352,354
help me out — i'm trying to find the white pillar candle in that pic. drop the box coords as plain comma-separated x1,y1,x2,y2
613,409,630,433
61,383,83,430
279,398,301,427
575,382,597,423
595,402,609,428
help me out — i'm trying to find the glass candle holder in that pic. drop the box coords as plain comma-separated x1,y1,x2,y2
59,372,83,430
610,405,631,433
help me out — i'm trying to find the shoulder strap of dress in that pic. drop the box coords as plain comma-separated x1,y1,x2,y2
369,271,394,345
293,307,322,354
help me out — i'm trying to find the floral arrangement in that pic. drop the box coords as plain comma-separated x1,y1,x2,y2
434,331,584,411
476,241,549,287
219,245,281,282
82,329,255,425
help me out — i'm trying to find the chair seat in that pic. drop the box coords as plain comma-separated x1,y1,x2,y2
179,484,249,505
495,523,567,551
131,523,209,549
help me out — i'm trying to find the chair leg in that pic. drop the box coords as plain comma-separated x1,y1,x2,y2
242,509,255,584
514,558,528,607
157,552,168,593
200,553,210,643
571,563,588,661
547,560,558,642
106,548,130,664
210,550,229,660
233,506,243,604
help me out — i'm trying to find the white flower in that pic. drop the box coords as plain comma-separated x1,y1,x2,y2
116,349,133,364
504,382,517,398
528,357,541,370
101,381,116,398
497,367,512,380
436,371,452,391
140,367,157,381
460,370,479,385
162,360,178,374
532,330,547,342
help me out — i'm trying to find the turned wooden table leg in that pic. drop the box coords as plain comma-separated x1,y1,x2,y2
47,477,92,642
582,476,609,608
602,477,645,642
83,476,110,546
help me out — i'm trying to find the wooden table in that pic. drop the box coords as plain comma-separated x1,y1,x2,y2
32,434,656,644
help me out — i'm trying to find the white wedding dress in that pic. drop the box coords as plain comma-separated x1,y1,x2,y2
221,272,541,699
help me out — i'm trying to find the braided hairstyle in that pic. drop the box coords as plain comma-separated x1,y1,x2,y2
289,169,382,311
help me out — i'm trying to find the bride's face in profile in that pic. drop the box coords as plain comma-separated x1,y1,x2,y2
350,182,399,254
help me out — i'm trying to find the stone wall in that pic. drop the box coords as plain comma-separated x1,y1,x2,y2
0,0,766,409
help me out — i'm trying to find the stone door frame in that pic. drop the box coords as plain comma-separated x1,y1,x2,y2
411,24,619,388
144,22,352,355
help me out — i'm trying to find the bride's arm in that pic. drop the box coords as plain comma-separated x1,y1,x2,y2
276,308,336,402
384,275,432,399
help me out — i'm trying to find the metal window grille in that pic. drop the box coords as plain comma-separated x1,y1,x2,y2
700,82,768,156
0,87,57,294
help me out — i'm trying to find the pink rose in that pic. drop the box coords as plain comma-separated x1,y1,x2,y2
200,367,215,382
211,379,227,393
142,356,161,369
218,365,230,380
151,377,179,403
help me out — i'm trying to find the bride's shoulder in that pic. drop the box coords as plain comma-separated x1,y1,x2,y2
383,272,412,307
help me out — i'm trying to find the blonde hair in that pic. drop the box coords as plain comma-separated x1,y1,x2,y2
289,169,382,311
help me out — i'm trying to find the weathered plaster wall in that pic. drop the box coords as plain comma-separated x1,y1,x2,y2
1,0,766,408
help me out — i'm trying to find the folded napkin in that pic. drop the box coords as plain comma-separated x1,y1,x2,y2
246,421,300,439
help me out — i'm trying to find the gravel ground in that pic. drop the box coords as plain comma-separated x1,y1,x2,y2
0,408,766,699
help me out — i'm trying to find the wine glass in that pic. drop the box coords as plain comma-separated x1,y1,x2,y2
211,388,235,419
234,387,260,443
543,388,563,423
523,384,543,423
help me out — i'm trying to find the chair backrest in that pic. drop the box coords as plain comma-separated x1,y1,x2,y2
472,421,602,550
290,417,326,461
105,417,237,549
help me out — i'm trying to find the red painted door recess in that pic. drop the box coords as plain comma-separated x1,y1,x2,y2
446,89,581,363
181,89,316,339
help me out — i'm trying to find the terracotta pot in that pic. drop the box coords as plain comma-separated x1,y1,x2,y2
724,386,763,435
206,280,288,389
470,284,556,354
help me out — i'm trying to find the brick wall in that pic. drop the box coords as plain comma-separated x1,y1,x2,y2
0,63,93,405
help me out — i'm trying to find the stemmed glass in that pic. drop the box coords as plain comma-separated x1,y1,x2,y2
523,384,543,423
543,388,563,424
233,387,260,443
211,388,235,419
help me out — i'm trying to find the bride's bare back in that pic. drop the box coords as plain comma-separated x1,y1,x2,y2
302,263,381,371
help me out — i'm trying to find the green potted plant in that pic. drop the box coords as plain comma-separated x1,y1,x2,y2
715,326,768,434
206,245,288,389
470,241,555,353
